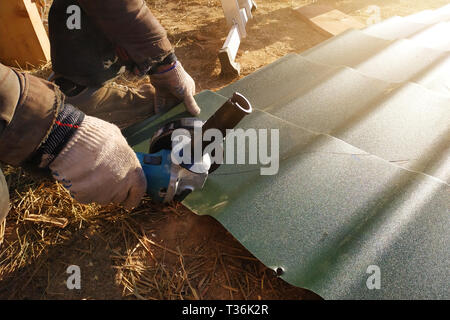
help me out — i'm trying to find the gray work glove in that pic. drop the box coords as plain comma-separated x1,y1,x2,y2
45,115,147,209
150,61,201,115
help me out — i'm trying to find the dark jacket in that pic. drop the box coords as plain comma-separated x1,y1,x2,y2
0,63,62,166
49,0,173,86
0,0,172,166
77,0,172,65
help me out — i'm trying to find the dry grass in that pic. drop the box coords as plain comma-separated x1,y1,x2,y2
0,166,118,281
0,165,313,299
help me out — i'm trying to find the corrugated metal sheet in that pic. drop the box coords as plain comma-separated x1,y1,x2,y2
219,55,450,183
125,6,450,299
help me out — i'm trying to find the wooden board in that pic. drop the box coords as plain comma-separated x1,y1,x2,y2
295,4,365,37
0,0,50,68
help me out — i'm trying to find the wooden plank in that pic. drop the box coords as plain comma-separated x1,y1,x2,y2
220,0,247,37
295,4,365,37
219,25,241,76
0,0,50,68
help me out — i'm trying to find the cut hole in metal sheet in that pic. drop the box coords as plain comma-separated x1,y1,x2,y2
275,267,285,277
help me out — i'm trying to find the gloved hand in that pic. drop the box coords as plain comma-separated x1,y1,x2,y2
46,115,147,209
150,61,201,116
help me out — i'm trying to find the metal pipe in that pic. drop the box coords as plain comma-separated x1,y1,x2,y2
198,92,252,172
201,92,252,146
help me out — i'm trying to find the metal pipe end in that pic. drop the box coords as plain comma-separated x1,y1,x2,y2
231,92,252,114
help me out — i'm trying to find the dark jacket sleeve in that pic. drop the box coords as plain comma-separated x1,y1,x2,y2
77,0,173,71
0,63,62,166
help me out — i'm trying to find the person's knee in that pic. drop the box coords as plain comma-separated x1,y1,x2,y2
0,170,10,224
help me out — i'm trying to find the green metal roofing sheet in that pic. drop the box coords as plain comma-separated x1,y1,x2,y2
219,56,450,183
125,5,450,299
302,30,450,84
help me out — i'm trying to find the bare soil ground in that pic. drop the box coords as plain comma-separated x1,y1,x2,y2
1,0,448,300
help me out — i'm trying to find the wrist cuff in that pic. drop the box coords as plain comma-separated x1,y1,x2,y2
34,104,85,168
148,52,178,75
48,116,123,172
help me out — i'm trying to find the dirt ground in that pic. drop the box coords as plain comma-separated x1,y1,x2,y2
1,0,449,300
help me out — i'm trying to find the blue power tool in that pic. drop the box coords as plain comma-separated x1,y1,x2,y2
136,92,252,203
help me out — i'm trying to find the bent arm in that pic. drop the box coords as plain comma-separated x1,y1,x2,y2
0,63,62,166
77,0,173,73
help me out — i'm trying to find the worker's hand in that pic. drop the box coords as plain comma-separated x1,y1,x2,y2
150,61,201,116
48,115,147,209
